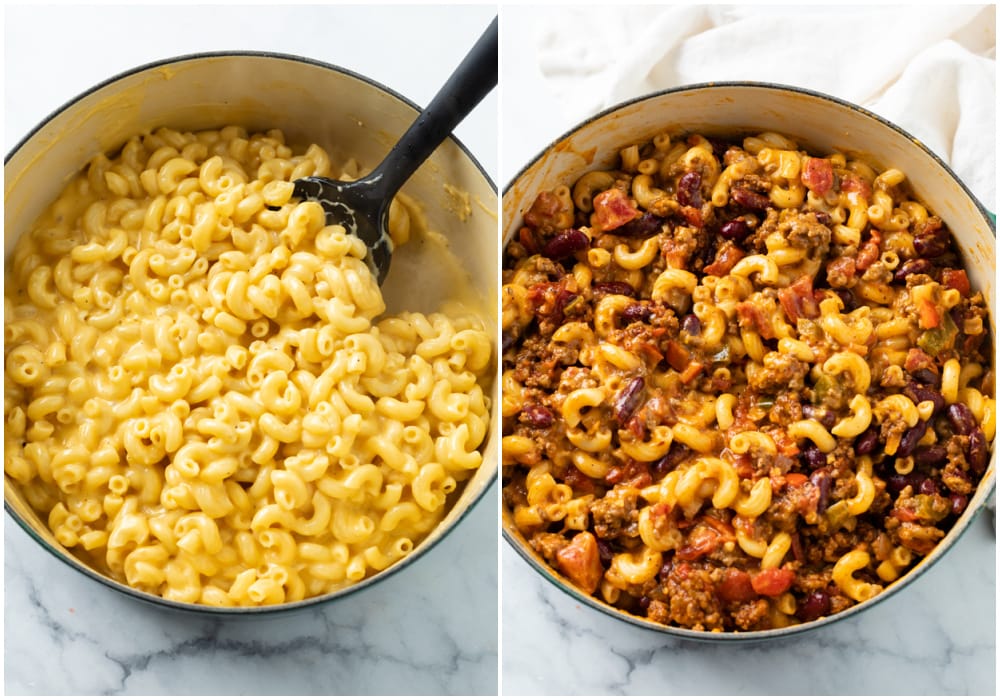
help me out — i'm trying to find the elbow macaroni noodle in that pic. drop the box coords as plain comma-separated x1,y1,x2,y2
502,128,993,633
5,126,493,606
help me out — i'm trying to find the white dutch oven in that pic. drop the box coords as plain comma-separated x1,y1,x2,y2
4,52,498,614
502,81,995,640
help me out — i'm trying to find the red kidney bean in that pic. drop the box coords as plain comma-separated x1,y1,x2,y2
596,537,614,566
627,414,649,443
592,280,637,297
719,219,750,241
810,469,831,514
833,288,857,311
614,376,646,424
653,444,693,479
967,428,988,474
659,557,675,580
896,420,928,458
913,229,950,258
886,473,916,495
677,172,703,208
730,186,770,211
914,444,948,467
708,138,732,160
813,211,833,226
621,303,653,323
801,445,827,471
789,532,805,562
541,228,590,259
949,307,964,330
893,257,933,282
949,492,969,515
911,368,941,387
502,330,515,354
802,405,835,430
947,403,977,435
906,381,945,415
521,404,554,429
638,595,652,611
918,478,940,495
681,314,702,336
856,237,881,272
855,427,880,455
617,212,665,238
798,590,831,622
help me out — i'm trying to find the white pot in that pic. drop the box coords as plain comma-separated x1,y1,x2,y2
502,81,995,640
4,52,499,614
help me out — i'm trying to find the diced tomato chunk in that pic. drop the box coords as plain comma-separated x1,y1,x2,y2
701,515,735,539
717,569,756,603
703,241,745,277
778,275,820,323
825,255,857,288
736,301,776,339
556,532,605,594
591,189,639,231
904,347,933,371
679,205,703,229
940,268,970,296
771,428,800,458
750,568,796,596
802,157,834,195
890,507,920,523
524,190,571,233
840,173,873,199
676,525,721,561
732,453,754,479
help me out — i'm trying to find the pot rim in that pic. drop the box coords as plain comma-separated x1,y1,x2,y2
502,80,995,229
6,49,496,197
4,49,498,616
501,80,996,641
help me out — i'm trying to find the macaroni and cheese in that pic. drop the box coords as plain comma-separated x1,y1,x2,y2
502,130,993,632
5,126,492,606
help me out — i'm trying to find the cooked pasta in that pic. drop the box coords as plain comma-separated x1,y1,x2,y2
4,126,493,606
502,130,993,632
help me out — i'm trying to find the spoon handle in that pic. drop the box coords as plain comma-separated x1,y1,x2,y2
368,16,498,200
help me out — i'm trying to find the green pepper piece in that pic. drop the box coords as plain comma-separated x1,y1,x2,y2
812,374,832,403
562,295,584,316
917,311,958,356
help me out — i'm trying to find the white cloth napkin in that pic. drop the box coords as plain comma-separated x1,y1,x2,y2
534,5,996,209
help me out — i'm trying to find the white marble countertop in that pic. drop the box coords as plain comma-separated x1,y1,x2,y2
4,5,497,695
500,5,996,695
502,514,995,695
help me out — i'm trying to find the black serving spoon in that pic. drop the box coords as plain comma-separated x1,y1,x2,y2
293,16,498,284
